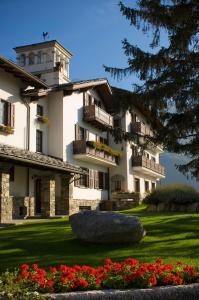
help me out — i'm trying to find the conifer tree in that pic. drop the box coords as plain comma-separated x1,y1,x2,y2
104,0,199,179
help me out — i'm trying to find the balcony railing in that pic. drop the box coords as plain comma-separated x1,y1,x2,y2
73,140,117,165
83,105,113,129
131,121,153,136
132,155,165,176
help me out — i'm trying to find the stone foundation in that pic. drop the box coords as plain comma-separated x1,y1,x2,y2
12,197,35,219
69,199,102,215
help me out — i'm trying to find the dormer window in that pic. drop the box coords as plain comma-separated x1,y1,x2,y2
29,53,35,65
20,54,26,67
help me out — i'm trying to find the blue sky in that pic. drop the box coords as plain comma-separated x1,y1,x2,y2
0,0,155,90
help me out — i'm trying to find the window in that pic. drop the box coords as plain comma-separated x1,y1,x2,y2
145,181,150,193
0,100,8,125
37,51,42,64
99,172,104,189
37,105,43,116
115,180,121,191
114,118,121,128
29,53,35,65
94,170,99,189
74,168,89,188
134,178,140,193
20,54,26,66
151,156,156,162
75,124,89,141
36,130,43,152
152,182,156,190
94,99,101,108
79,206,91,211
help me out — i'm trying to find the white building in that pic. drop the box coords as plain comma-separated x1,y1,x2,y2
0,40,165,223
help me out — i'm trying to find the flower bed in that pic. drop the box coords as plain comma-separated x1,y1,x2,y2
0,258,198,299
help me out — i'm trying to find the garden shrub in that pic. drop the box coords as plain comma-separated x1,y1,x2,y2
144,184,199,205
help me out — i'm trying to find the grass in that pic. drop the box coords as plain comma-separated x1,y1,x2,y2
0,205,199,271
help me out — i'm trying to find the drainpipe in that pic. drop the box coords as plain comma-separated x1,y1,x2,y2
22,97,31,198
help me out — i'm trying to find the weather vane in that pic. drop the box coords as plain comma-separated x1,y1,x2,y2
42,32,49,41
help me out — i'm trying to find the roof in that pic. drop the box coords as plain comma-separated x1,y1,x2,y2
14,40,72,58
22,78,113,109
0,143,86,175
0,56,48,89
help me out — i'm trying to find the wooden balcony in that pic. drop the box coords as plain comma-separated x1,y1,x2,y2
73,140,117,166
83,105,113,129
132,155,165,177
131,121,153,136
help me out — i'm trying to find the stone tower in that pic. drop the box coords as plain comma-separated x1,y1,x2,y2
14,40,72,86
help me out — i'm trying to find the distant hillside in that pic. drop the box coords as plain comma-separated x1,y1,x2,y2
159,152,199,191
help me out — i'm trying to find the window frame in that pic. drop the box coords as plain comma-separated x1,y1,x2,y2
36,130,43,153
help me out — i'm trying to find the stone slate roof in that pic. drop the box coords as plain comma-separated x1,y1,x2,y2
0,143,85,175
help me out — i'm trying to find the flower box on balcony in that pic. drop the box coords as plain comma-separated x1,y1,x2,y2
86,141,122,158
36,115,49,124
0,125,14,135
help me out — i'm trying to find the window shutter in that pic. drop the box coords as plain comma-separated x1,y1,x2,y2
75,124,80,140
83,93,89,106
10,104,15,128
85,129,89,141
89,170,94,188
94,170,99,189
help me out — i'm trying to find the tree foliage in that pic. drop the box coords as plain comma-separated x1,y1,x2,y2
104,0,199,179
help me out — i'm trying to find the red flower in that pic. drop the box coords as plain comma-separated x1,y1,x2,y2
75,278,89,288
19,264,30,271
46,280,54,287
49,266,57,274
104,258,112,265
21,271,30,279
148,274,157,286
32,263,39,270
156,258,163,265
61,277,68,284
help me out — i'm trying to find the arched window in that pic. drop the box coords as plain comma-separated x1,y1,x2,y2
29,52,35,65
37,51,42,64
20,54,26,66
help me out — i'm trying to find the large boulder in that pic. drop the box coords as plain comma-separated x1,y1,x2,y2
69,210,145,244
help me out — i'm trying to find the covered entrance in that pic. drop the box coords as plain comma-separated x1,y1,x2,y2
0,143,85,223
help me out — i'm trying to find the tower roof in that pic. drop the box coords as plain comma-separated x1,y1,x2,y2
14,40,72,58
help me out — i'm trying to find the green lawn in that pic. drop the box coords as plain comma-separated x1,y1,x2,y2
0,205,199,271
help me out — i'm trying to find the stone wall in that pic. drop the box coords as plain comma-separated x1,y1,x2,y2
44,283,199,300
69,199,102,215
41,176,55,217
12,197,35,219
0,170,12,223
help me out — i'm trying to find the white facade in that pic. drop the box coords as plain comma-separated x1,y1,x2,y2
0,40,165,219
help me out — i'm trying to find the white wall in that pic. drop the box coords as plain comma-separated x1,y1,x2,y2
63,89,109,201
0,69,27,149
